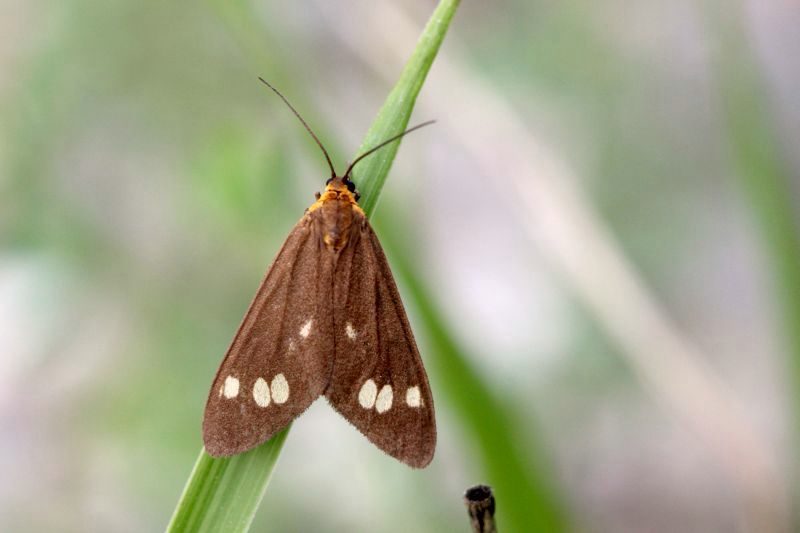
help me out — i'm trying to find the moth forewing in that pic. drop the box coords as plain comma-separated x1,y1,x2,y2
202,216,334,456
325,217,436,468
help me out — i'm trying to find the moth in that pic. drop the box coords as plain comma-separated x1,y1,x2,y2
202,78,436,468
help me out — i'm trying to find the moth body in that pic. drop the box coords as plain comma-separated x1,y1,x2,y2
307,178,364,253
203,174,436,468
203,78,436,467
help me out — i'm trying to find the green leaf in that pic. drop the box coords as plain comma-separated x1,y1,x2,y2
166,427,290,533
166,1,460,531
353,0,460,216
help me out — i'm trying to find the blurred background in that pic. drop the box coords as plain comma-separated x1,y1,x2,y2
1,0,798,531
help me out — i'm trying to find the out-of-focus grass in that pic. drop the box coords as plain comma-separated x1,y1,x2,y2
710,1,800,496
377,216,568,531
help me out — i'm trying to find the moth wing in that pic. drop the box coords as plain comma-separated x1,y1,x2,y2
325,217,436,468
203,213,334,456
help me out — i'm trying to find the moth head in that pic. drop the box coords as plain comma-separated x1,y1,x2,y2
343,176,360,202
325,176,361,202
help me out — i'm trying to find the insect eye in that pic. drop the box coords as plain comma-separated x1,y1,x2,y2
345,181,356,193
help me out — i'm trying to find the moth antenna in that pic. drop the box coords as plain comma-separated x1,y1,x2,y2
258,77,337,178
344,120,436,179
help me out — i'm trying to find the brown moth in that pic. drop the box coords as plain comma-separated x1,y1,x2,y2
202,79,436,468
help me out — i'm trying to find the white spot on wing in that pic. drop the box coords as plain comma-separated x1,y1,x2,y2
345,322,357,341
405,386,422,407
358,379,377,409
375,384,393,413
271,373,289,404
223,376,240,399
299,319,313,338
288,340,296,352
253,377,270,407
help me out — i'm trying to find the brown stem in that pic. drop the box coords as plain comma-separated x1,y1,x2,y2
464,485,497,533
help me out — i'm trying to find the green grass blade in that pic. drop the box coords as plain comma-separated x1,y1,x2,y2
167,427,290,533
353,0,460,215
167,2,460,531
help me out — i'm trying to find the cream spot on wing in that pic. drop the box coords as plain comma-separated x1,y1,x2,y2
271,373,289,404
253,377,270,407
358,379,377,409
288,340,296,352
223,376,240,399
299,319,313,338
345,322,357,341
405,386,422,408
375,384,393,413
